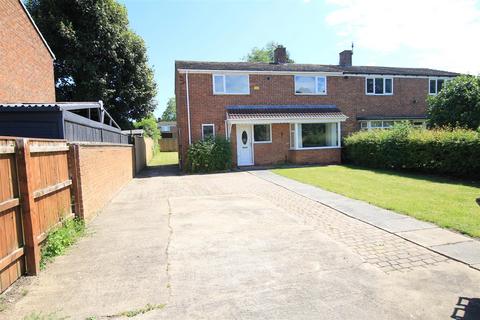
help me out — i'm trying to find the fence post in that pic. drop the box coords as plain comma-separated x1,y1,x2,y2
16,138,41,275
68,144,84,219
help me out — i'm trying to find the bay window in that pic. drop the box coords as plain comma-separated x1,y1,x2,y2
290,123,340,149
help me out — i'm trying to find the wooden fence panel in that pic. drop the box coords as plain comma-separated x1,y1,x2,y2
0,138,73,293
0,138,24,293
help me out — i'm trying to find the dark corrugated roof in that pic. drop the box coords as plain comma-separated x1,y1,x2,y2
357,115,428,120
176,61,459,77
226,105,340,114
0,102,101,112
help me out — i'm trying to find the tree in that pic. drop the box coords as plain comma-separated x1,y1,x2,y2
243,41,294,63
427,75,480,130
26,0,157,128
134,114,160,141
161,97,176,121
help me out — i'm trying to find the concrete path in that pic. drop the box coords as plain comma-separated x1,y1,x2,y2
1,167,480,319
252,170,480,270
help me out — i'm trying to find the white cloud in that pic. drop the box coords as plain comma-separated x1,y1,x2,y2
325,0,480,74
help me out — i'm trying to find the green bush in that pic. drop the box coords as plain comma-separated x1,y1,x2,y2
427,75,480,130
186,137,232,173
344,124,480,178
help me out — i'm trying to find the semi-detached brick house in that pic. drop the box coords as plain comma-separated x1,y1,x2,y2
176,47,458,168
0,0,56,102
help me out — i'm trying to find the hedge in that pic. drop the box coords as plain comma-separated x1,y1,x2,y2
186,137,232,173
343,125,480,178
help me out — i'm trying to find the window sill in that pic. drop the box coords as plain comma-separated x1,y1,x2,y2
294,93,327,96
254,141,272,144
290,146,341,151
365,93,393,96
213,92,250,96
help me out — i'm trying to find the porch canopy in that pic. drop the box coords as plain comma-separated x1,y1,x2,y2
225,105,348,136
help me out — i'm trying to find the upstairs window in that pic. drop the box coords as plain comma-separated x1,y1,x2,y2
213,74,249,94
429,78,450,95
294,76,327,95
366,77,393,95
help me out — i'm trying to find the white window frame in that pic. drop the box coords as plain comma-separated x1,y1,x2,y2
294,75,327,95
289,122,341,150
253,124,272,144
365,77,394,96
429,77,451,95
212,74,250,95
201,123,215,140
360,120,426,130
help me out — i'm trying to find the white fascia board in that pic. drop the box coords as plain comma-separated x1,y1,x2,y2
178,69,344,76
227,117,348,125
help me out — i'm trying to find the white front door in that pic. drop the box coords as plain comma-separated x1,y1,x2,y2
236,124,253,166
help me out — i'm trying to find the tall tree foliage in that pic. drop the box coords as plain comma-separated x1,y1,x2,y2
243,41,294,63
26,0,157,128
161,97,176,121
427,75,480,130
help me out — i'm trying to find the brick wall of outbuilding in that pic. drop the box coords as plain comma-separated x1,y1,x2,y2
74,144,134,221
0,0,55,102
176,71,430,168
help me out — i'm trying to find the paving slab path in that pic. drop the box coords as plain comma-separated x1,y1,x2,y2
2,166,480,319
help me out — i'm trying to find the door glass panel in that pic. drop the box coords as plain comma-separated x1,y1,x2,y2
241,131,248,144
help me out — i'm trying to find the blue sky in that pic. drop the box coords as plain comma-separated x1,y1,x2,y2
119,0,480,117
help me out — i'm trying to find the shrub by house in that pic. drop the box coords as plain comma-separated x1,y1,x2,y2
186,137,232,173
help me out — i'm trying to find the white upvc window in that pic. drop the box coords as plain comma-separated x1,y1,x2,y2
253,124,272,143
201,124,215,140
365,77,393,95
360,120,426,130
429,77,451,95
212,74,250,95
294,75,327,95
289,122,341,150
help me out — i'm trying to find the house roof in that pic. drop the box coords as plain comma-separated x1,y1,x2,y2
176,61,459,77
18,0,55,59
226,105,348,122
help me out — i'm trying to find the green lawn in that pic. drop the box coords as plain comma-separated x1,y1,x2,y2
272,165,480,238
148,152,178,166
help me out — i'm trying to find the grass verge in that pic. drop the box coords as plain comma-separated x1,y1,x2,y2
272,165,480,238
40,218,86,269
148,152,178,166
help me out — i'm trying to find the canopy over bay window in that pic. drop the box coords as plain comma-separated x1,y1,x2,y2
225,105,348,166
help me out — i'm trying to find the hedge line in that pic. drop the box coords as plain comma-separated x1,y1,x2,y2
343,125,480,178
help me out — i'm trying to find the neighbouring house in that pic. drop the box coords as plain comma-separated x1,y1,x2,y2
175,47,458,168
158,120,178,151
0,0,56,102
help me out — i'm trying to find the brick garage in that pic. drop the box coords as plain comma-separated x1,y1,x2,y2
0,0,55,102
71,143,134,221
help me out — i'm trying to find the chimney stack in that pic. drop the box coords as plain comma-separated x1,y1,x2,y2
339,50,353,66
273,46,287,64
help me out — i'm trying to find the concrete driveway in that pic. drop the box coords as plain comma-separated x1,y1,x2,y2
2,167,480,319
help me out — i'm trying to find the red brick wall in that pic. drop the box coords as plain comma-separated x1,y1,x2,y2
76,144,133,221
0,0,55,102
253,124,290,165
288,148,341,165
176,71,430,167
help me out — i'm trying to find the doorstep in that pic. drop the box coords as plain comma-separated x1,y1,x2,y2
250,170,480,271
